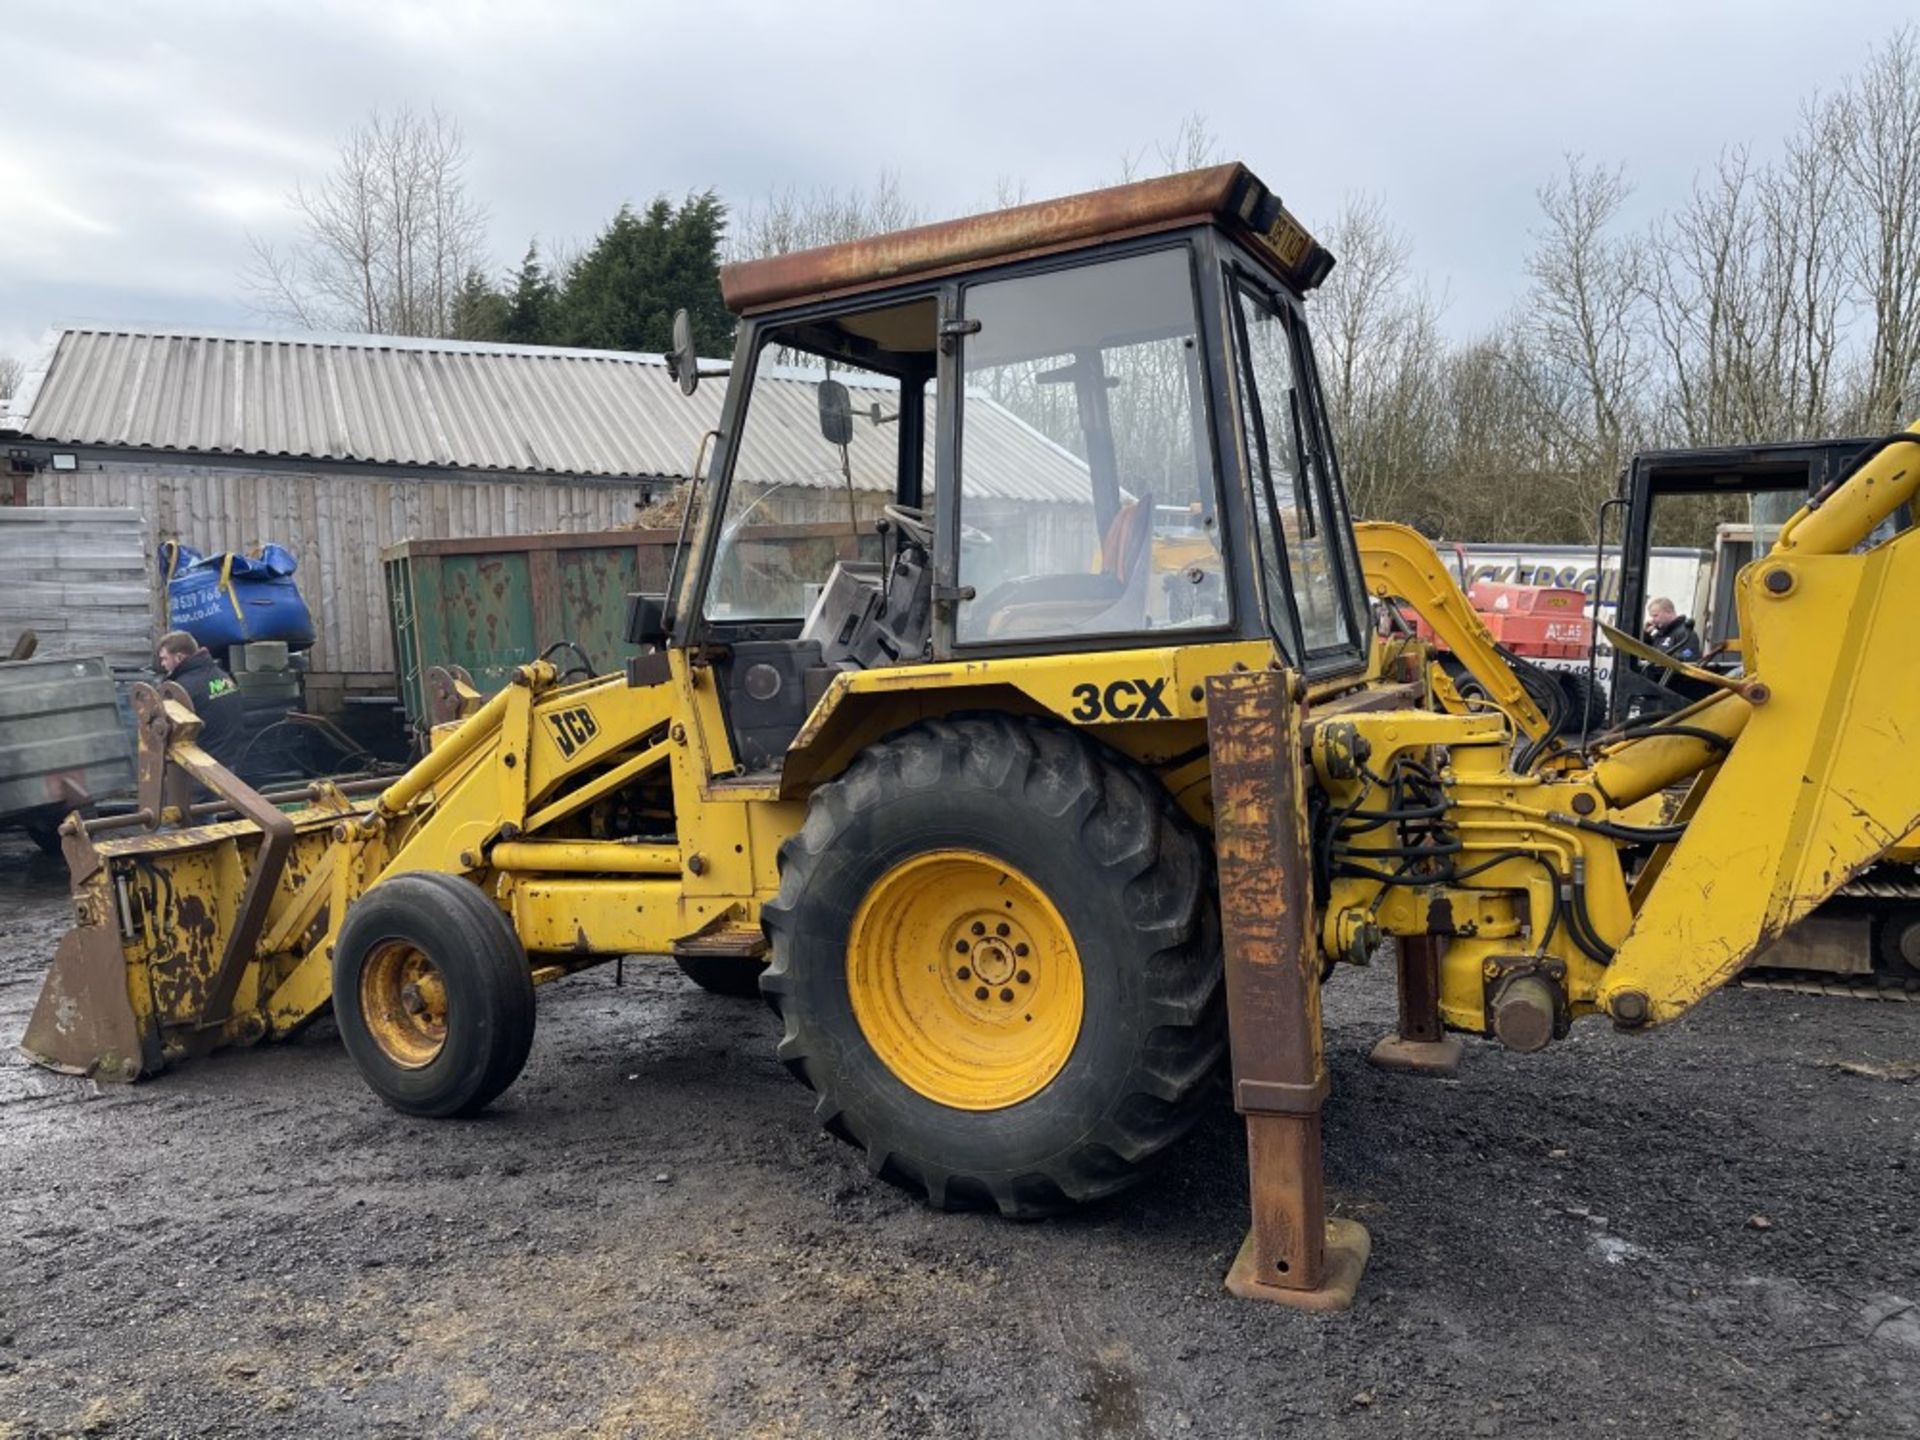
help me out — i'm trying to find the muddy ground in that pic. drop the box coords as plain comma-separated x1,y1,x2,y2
1,832,1916,1440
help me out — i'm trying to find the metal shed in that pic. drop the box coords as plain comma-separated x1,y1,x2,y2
0,328,703,707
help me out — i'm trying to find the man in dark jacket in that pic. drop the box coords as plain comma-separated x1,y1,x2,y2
1643,598,1703,663
157,630,247,770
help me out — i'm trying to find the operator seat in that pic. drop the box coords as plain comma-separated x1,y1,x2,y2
978,493,1155,640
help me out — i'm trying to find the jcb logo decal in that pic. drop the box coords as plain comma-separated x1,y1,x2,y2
546,705,600,759
1069,678,1172,722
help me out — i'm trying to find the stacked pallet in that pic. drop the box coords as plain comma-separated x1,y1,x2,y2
0,507,153,668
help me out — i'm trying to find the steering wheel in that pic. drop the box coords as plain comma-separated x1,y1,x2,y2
881,503,993,547
882,503,934,545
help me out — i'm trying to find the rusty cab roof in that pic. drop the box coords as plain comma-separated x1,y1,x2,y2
719,162,1334,317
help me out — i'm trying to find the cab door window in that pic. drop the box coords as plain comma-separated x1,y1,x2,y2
1231,278,1355,657
703,348,901,622
953,246,1227,645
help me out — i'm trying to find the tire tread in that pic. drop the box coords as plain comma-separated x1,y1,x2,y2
762,715,1223,1218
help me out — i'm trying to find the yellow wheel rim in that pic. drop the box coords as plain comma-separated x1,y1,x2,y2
359,941,449,1069
847,849,1084,1111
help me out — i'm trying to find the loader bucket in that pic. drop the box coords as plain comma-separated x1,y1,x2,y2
16,678,401,1083
20,920,154,1080
16,795,380,1083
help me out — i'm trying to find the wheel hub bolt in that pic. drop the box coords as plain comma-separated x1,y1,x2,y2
1016,969,1031,984
970,921,985,936
999,988,1014,1002
956,966,971,980
974,985,989,1001
400,983,426,1016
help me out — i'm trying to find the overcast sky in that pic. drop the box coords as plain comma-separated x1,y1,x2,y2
2,0,1912,368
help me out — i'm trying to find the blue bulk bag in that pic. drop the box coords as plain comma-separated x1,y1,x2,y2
161,540,317,650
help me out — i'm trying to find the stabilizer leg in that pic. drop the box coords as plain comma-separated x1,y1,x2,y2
1208,671,1370,1310
1369,935,1464,1077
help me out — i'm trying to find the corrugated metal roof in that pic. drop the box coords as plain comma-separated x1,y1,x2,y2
5,326,1090,504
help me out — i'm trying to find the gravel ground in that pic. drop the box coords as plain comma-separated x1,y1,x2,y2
1,829,1917,1439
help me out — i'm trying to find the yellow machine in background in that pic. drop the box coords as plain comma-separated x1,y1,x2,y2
22,164,1920,1309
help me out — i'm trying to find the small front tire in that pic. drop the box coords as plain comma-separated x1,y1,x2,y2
332,871,536,1117
675,953,767,998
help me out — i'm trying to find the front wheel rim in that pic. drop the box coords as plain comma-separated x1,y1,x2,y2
846,849,1084,1111
359,941,450,1069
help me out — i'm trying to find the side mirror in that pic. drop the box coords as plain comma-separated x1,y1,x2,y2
625,592,669,649
817,378,854,447
663,309,699,397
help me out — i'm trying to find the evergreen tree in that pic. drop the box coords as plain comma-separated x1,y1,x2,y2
554,193,731,354
448,265,509,341
502,244,559,344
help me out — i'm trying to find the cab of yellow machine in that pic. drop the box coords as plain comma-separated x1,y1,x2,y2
657,224,1372,768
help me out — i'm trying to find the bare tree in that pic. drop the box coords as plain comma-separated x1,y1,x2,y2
1315,195,1414,421
1647,125,1851,448
1760,100,1849,436
1309,195,1450,524
727,170,923,261
1119,111,1223,181
245,106,491,337
0,354,22,406
1645,148,1767,446
1830,26,1920,427
1518,157,1649,475
982,175,1029,211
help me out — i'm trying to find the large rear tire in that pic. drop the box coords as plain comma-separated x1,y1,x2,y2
332,871,536,1118
761,716,1223,1218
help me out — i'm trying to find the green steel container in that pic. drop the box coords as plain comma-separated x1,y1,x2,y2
383,531,678,730
383,524,876,730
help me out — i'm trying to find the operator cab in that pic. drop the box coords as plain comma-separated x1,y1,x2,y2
648,165,1371,773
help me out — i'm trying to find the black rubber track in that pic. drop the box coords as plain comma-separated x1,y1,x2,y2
760,715,1224,1219
1873,907,1920,982
332,871,537,1118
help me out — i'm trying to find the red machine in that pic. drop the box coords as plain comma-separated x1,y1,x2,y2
1405,580,1592,661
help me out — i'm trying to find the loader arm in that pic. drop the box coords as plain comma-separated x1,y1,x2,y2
23,652,729,1080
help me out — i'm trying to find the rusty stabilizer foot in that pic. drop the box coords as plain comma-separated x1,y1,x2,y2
1208,670,1371,1311
1368,1033,1465,1077
1369,934,1463,1076
1227,1217,1372,1311
1224,1109,1372,1311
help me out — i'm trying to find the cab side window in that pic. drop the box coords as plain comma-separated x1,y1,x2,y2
1232,280,1355,658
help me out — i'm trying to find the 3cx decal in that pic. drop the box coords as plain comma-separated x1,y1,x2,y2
546,705,601,758
1068,678,1173,722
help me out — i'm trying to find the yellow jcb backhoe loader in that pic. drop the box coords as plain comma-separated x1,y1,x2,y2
22,164,1920,1308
